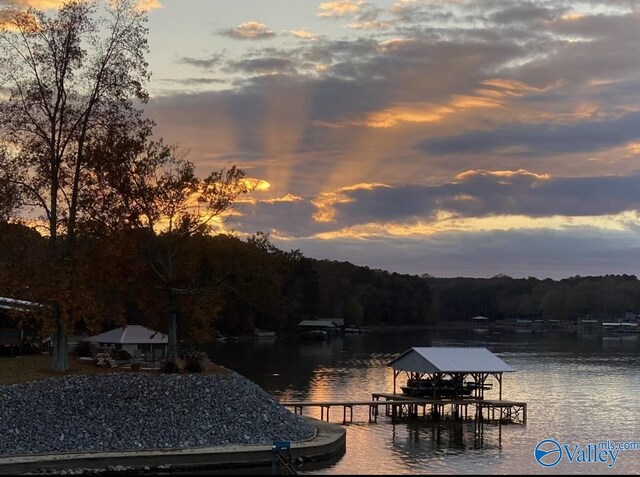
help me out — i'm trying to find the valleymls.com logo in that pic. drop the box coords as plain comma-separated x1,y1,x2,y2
535,439,563,467
534,438,640,468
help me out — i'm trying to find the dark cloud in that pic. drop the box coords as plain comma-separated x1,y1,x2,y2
229,171,640,241
418,111,640,156
507,13,640,88
148,72,390,154
236,198,322,237
178,54,223,70
550,12,640,40
157,77,226,86
389,0,456,24
226,57,297,75
490,3,566,24
295,37,379,68
333,171,640,226
277,228,640,279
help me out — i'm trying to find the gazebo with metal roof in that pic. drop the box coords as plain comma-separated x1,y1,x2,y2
387,347,515,400
88,325,168,360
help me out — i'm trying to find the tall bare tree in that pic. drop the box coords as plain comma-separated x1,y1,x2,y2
0,0,150,371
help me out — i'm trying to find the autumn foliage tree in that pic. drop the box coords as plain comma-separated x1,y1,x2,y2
0,0,151,371
62,118,252,356
128,157,250,358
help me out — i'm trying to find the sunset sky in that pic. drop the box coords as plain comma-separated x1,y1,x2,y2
6,0,640,279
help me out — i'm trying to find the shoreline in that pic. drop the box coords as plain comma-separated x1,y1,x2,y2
0,417,345,475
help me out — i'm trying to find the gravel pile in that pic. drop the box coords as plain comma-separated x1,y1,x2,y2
0,372,315,456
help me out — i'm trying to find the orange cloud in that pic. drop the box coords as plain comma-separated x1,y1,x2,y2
312,183,389,223
345,78,561,128
0,9,39,31
362,104,450,128
288,29,316,40
454,169,551,181
242,178,271,192
8,0,65,8
313,212,635,241
227,21,275,39
377,38,414,51
357,94,502,128
480,78,556,94
3,0,162,10
627,142,640,154
135,0,162,11
261,194,304,204
348,20,390,30
318,1,363,18
560,12,587,22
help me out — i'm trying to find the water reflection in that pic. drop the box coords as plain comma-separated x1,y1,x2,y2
391,419,502,451
206,330,640,474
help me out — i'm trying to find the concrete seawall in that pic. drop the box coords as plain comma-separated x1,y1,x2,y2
0,417,346,475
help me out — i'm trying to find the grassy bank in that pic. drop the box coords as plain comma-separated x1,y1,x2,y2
0,354,230,386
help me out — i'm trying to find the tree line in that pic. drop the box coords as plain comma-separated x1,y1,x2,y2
3,212,639,359
426,274,640,323
0,224,433,339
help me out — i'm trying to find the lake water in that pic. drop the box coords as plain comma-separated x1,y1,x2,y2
207,329,640,475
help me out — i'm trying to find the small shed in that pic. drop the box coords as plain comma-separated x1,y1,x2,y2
388,347,514,399
88,325,168,360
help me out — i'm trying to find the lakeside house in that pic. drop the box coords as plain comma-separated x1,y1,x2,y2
87,325,168,361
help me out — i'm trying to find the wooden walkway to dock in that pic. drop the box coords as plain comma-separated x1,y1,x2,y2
280,393,526,425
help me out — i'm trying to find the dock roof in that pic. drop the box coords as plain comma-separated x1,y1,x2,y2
297,319,339,328
388,347,514,373
0,296,47,311
88,325,167,345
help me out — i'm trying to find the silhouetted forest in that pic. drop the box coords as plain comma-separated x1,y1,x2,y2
3,221,638,346
426,273,640,323
0,224,432,341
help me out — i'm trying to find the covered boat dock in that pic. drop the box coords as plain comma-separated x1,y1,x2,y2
388,347,514,400
380,347,525,423
281,347,526,425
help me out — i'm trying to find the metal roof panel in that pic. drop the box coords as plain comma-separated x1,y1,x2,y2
88,325,168,345
388,347,514,373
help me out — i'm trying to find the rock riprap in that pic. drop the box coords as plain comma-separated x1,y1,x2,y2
0,372,315,456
